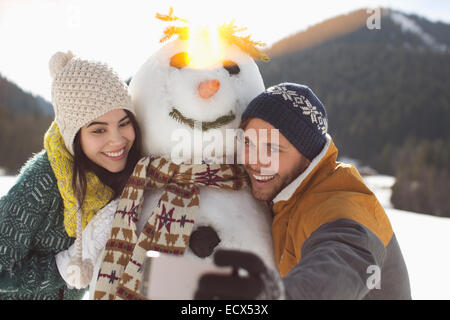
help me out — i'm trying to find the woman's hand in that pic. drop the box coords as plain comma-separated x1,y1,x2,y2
55,199,119,285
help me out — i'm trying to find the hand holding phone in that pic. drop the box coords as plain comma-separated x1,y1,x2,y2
141,250,232,300
194,249,284,300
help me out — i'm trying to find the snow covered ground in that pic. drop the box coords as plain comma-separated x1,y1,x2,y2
0,176,17,197
364,175,450,300
1,174,449,299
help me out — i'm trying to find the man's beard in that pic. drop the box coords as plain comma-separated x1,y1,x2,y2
249,174,283,202
245,169,294,202
244,158,310,202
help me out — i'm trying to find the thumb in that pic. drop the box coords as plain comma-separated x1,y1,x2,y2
214,249,267,275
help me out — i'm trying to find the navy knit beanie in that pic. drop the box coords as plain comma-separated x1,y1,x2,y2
241,83,328,160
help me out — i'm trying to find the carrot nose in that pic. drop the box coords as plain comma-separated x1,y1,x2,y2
198,80,220,99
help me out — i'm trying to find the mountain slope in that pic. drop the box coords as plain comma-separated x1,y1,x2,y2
259,9,450,165
0,74,53,174
266,8,450,56
0,74,53,116
266,8,388,57
258,9,450,217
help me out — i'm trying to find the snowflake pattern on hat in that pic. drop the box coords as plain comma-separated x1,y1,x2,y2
267,86,328,134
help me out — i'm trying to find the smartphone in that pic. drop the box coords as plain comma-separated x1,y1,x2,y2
141,251,232,300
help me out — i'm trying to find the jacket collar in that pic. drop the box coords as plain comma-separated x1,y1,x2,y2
272,134,333,204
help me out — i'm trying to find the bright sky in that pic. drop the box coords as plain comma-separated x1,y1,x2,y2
1,0,449,102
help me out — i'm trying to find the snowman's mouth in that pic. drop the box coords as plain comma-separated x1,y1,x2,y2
169,108,236,131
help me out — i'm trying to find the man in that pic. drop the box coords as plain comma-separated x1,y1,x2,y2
195,83,411,299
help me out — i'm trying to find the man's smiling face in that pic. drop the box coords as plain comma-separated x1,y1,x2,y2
242,118,311,202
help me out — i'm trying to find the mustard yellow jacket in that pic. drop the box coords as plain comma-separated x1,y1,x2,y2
272,135,411,299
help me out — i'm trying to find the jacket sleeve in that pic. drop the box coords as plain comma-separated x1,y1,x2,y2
282,218,386,299
0,173,68,295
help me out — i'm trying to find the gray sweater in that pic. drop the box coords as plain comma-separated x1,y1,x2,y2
282,218,412,299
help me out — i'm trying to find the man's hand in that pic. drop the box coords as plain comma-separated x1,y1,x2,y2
194,249,284,300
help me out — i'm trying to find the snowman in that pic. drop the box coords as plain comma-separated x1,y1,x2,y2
92,10,276,300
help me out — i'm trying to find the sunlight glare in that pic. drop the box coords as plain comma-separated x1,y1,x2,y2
186,23,225,69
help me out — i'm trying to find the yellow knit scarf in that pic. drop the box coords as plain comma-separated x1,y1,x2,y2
43,121,114,237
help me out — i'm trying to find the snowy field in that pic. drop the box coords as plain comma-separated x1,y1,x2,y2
1,174,449,300
363,175,450,300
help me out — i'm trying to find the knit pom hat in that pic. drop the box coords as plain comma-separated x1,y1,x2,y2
241,83,328,160
49,51,135,155
49,51,134,289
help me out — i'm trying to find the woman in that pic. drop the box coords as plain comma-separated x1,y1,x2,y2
0,51,142,299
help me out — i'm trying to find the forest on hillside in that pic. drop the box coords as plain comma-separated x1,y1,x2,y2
0,75,53,174
259,30,450,217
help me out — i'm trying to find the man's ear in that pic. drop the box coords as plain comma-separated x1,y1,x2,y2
303,156,312,170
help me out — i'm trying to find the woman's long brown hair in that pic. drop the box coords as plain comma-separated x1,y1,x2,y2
71,110,142,208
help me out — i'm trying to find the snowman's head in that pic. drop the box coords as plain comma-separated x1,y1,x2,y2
130,16,268,163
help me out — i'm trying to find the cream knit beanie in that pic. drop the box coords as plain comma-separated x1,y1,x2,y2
49,51,134,289
49,51,135,155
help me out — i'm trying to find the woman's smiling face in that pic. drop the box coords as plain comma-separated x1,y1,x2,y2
80,109,136,173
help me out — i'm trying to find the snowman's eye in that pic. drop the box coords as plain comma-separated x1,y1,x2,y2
170,52,190,69
223,60,240,75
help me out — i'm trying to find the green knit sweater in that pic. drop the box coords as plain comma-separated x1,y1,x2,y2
0,151,86,300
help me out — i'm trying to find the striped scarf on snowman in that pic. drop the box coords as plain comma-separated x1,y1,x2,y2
93,155,247,300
